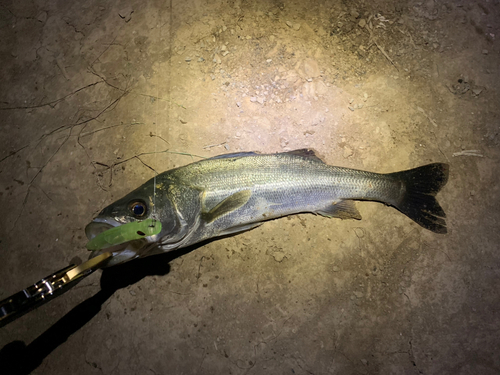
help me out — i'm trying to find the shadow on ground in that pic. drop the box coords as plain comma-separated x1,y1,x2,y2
0,246,194,375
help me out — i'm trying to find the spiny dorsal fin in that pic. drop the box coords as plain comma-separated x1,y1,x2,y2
202,190,252,223
317,200,362,220
284,149,325,163
207,152,260,160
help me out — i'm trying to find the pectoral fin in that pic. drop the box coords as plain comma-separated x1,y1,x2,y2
317,200,362,220
202,190,252,223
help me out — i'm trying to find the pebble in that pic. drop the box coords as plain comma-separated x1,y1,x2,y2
286,21,301,30
198,57,205,62
257,97,265,104
343,147,353,158
333,266,340,272
353,291,364,298
358,19,366,28
222,51,229,56
482,49,488,55
185,57,192,62
250,97,257,102
304,58,320,78
213,54,221,64
317,26,326,36
119,7,134,22
236,102,241,107
37,11,47,23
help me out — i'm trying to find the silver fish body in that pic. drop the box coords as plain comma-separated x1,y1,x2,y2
86,150,449,267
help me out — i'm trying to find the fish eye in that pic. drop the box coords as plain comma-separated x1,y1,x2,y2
129,201,147,217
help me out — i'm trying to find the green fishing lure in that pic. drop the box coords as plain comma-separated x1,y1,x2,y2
86,219,162,251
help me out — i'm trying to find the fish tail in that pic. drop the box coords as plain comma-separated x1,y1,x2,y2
388,163,449,234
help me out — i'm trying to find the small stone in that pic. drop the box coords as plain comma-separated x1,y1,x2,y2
286,20,294,28
185,57,192,62
361,359,368,366
348,106,355,111
353,291,364,298
333,266,340,272
257,97,265,104
236,101,241,107
210,74,216,80
482,49,488,55
246,35,252,40
358,19,366,28
343,147,353,158
179,117,187,124
304,58,320,78
221,45,227,51
292,23,301,31
119,7,134,22
266,59,272,63
350,10,360,19
198,57,205,62
272,252,286,262
250,97,257,102
222,25,227,32
213,54,221,64
221,51,229,56
472,88,483,96
37,11,47,23
129,289,136,296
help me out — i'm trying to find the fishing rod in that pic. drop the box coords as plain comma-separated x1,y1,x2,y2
0,219,162,328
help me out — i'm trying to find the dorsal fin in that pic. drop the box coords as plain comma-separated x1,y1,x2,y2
284,149,325,163
207,151,260,160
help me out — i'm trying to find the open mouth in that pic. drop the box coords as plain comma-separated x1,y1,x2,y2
85,218,152,267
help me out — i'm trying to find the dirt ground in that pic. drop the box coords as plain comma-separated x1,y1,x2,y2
0,0,499,374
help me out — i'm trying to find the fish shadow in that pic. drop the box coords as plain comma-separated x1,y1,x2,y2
0,246,195,375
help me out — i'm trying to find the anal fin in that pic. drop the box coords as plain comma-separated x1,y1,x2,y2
218,222,262,236
317,200,362,220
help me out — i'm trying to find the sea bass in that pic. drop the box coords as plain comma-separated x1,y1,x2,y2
85,149,449,267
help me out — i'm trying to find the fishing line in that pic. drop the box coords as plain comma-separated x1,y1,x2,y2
151,4,161,228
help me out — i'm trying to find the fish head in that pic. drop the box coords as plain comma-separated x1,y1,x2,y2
85,180,183,267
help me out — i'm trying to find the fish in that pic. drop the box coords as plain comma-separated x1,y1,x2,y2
85,149,449,267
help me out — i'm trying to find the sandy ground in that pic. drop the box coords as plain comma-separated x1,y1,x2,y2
0,0,499,374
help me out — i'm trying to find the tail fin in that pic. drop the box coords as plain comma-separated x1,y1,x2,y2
388,163,449,234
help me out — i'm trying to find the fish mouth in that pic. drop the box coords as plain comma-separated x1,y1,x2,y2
85,218,154,267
